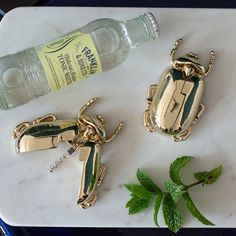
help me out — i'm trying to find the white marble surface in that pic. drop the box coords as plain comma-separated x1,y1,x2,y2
0,7,235,227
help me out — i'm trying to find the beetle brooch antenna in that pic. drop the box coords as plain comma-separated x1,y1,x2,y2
143,38,216,141
13,98,124,208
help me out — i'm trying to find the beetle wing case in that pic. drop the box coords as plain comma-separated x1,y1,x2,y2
77,141,101,206
15,120,80,153
150,69,204,135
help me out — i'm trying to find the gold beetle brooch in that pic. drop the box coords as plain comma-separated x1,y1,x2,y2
13,98,124,208
143,38,216,142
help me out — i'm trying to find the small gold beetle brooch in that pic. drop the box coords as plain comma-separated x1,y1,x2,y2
144,38,216,141
13,98,124,208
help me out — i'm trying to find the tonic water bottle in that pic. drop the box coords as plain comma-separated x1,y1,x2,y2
0,12,159,109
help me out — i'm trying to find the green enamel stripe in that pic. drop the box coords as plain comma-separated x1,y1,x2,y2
171,69,183,81
84,142,100,194
24,122,78,137
180,78,199,126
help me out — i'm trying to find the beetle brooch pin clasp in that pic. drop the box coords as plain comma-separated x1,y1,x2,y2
13,98,124,208
143,38,216,142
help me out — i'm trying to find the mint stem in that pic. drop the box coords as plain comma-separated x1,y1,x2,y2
185,180,204,190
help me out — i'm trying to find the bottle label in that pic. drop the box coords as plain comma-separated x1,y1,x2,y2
37,31,102,91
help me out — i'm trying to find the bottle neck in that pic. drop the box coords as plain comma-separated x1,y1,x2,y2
124,12,160,48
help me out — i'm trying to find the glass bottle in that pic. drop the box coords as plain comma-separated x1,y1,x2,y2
0,12,159,110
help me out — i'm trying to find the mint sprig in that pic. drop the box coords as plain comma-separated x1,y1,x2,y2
124,156,222,233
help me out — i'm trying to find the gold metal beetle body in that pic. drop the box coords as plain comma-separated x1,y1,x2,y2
144,39,216,141
13,98,123,208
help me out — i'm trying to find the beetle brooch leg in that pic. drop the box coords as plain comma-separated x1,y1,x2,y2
172,128,192,142
173,103,205,142
204,51,216,76
78,97,99,117
104,122,124,143
97,164,107,187
13,114,57,139
79,163,107,209
170,38,183,64
80,191,99,209
193,103,205,124
143,84,158,132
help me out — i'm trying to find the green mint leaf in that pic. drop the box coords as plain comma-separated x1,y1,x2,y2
182,192,214,226
153,193,164,227
137,169,162,194
170,156,193,185
162,193,183,233
128,197,154,215
164,181,185,203
194,165,222,185
126,196,140,208
124,184,154,199
194,171,208,184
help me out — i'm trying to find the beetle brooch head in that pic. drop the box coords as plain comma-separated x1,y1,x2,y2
78,113,106,144
13,98,124,209
143,38,216,141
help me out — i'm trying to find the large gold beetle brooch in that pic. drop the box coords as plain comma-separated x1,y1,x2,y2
13,98,124,208
144,38,216,141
